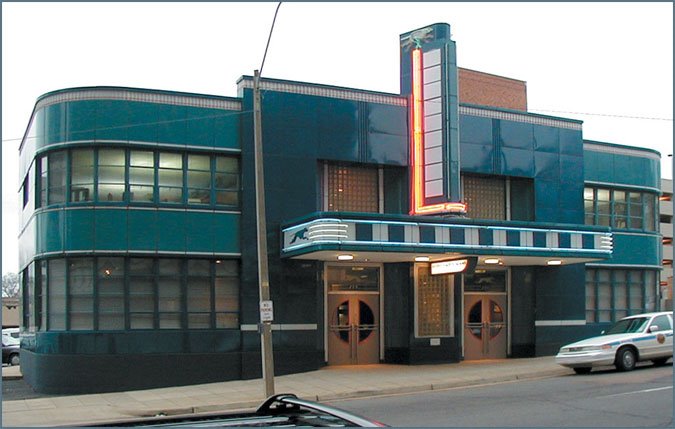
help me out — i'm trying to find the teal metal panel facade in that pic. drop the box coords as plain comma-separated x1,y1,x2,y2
15,25,663,394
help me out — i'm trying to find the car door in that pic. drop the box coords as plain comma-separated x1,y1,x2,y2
644,314,673,358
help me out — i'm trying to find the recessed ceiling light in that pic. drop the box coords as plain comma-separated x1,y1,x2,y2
484,258,500,264
337,254,354,261
415,256,430,262
547,260,563,266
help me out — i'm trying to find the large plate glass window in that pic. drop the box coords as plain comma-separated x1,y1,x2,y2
97,149,126,202
129,150,155,203
70,149,94,202
98,257,125,330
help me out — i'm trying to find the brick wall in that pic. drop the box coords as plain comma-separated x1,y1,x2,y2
458,68,527,111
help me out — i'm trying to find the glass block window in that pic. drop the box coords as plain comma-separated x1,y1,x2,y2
325,164,379,213
462,175,506,220
97,257,125,330
586,268,658,323
415,265,453,337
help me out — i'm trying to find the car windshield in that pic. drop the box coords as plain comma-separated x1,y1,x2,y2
605,317,649,335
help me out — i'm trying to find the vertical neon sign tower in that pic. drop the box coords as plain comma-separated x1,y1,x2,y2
401,24,465,216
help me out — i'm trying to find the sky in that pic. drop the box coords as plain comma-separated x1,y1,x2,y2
2,2,673,275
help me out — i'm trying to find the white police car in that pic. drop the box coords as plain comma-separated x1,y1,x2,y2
555,311,673,374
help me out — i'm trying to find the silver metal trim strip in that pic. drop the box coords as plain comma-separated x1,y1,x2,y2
584,143,661,161
238,79,407,106
459,106,583,130
535,320,586,327
36,89,242,111
240,324,318,331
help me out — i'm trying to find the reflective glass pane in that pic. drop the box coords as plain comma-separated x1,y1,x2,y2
159,153,182,169
130,151,154,167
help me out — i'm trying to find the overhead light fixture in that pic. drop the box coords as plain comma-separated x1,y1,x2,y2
547,260,563,266
484,258,500,265
415,256,430,262
337,254,354,261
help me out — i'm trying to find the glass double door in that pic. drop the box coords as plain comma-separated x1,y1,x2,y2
326,265,380,365
464,293,507,360
328,293,379,365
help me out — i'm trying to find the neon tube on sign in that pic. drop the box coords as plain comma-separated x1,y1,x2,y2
410,48,466,216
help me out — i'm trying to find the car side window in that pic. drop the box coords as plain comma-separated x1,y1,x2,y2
649,315,672,332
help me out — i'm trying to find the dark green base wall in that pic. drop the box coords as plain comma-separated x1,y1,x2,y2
21,349,324,394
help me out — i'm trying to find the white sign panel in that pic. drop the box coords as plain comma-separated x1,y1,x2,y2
260,300,274,322
430,258,469,275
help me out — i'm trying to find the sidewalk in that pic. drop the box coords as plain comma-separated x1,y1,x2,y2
2,357,568,427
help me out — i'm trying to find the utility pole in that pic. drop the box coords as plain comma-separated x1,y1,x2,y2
253,69,275,397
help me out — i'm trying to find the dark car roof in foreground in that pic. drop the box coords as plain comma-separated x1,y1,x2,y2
73,394,386,427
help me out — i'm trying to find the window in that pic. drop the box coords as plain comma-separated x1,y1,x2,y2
415,265,453,337
325,163,380,213
48,151,67,204
584,187,657,231
22,175,30,208
36,148,240,209
586,268,658,323
38,261,47,331
158,259,183,329
48,259,66,331
97,257,125,330
187,259,211,328
158,152,183,204
70,149,94,202
215,260,240,328
214,156,239,206
129,150,155,203
34,257,239,331
649,315,672,332
462,175,505,220
38,156,48,207
187,154,211,205
129,258,156,329
69,258,94,330
98,149,126,202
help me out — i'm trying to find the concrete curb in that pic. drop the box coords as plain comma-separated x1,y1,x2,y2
119,368,569,421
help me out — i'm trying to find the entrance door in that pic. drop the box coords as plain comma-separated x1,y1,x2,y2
328,293,379,365
464,294,507,359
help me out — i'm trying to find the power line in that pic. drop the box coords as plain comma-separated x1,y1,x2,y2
1,108,251,144
259,2,282,76
528,109,673,122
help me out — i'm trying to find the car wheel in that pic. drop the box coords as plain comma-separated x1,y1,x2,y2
615,347,636,371
9,353,20,366
573,367,592,375
652,357,669,366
